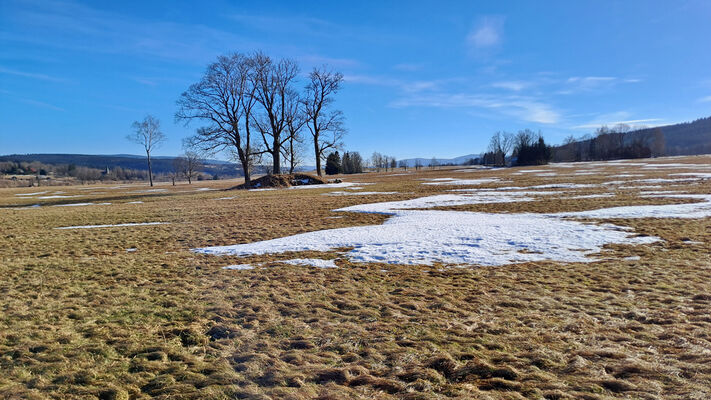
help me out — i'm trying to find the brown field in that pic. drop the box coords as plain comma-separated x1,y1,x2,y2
1,156,710,399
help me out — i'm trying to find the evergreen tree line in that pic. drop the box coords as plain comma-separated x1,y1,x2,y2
324,151,365,175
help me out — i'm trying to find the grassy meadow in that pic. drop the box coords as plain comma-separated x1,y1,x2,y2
1,156,710,399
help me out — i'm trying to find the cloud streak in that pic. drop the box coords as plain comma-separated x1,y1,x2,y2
391,93,560,124
0,66,66,82
467,17,504,49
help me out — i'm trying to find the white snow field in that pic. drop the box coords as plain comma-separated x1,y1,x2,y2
55,222,169,230
193,192,699,266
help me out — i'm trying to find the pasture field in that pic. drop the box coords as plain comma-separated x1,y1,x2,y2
1,156,710,399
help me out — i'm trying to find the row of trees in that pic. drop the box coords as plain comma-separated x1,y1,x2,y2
175,52,345,186
370,152,397,172
553,125,665,162
482,129,552,166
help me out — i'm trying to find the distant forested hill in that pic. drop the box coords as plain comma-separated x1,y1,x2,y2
552,116,711,161
636,116,711,156
0,154,243,176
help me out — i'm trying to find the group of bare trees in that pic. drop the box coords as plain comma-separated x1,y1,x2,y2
369,152,397,172
175,52,345,186
482,129,552,166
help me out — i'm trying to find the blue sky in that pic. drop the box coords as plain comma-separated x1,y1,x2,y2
1,0,710,161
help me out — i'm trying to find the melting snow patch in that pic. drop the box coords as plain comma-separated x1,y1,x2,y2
193,210,656,266
290,182,370,190
324,191,399,196
223,264,255,270
564,193,615,199
531,183,597,189
280,258,338,268
421,178,501,186
669,172,711,179
555,194,711,219
623,256,641,261
38,195,79,199
126,248,137,252
15,191,49,196
193,192,665,266
55,222,169,230
54,202,111,207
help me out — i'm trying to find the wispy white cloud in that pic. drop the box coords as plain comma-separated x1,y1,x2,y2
391,93,559,124
491,80,529,91
698,95,711,103
572,111,664,130
467,17,505,49
17,98,65,111
560,76,641,94
298,55,361,68
0,66,66,82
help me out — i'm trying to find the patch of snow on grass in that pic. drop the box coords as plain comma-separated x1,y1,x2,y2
127,201,144,204
280,258,338,268
55,222,169,230
53,202,111,207
555,194,711,219
15,191,49,196
194,191,662,266
223,264,254,270
531,183,597,189
289,182,369,190
669,172,711,179
194,209,656,266
37,195,80,199
564,193,615,199
421,178,501,186
324,191,399,196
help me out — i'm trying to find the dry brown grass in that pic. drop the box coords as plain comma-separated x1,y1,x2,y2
1,156,710,399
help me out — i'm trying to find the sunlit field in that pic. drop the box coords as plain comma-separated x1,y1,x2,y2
1,155,710,399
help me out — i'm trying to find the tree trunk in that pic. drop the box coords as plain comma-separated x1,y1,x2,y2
289,137,295,174
237,148,251,187
272,148,280,175
314,136,321,176
188,174,191,184
147,151,153,186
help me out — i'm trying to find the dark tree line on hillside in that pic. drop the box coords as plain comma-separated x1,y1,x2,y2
0,160,149,183
176,52,346,186
552,124,665,162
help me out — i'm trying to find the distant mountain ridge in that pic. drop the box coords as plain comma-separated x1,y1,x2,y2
0,153,242,176
398,153,482,167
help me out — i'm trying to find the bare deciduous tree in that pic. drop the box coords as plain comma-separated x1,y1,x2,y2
174,151,202,184
128,115,165,186
282,89,307,174
488,131,514,166
252,54,300,175
303,67,345,176
176,53,261,186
